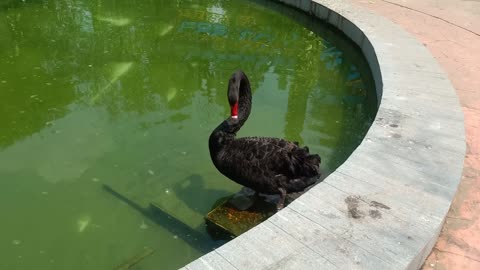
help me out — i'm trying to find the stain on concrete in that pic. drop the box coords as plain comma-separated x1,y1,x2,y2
369,209,382,219
345,196,391,220
345,195,365,219
370,201,391,210
321,212,340,219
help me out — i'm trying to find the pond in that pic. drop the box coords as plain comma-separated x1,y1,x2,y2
0,0,376,269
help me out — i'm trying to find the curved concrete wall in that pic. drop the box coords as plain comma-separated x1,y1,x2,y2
182,0,466,269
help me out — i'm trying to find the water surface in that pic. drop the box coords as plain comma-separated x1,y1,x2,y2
0,0,376,269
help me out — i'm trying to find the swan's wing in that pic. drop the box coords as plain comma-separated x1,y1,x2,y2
225,137,320,178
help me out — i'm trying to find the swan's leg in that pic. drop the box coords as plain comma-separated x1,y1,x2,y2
277,187,287,210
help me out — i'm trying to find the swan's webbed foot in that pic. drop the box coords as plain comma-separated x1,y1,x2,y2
276,187,287,210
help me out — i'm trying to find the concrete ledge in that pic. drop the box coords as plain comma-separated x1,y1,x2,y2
182,0,466,269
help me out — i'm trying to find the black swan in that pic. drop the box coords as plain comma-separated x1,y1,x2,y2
208,70,321,210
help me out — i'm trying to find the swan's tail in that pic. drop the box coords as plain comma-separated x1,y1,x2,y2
289,146,321,177
306,153,321,174
285,145,321,192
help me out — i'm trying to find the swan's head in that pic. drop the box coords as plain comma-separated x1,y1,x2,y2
228,70,244,119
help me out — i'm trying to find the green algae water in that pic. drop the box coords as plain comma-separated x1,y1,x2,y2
0,0,376,269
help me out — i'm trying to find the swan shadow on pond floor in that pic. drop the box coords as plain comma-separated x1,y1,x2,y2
102,184,215,253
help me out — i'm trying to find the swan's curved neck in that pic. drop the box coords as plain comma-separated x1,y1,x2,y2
209,71,252,158
210,71,252,139
233,72,252,128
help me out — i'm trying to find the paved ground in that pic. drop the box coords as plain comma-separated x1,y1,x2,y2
350,0,480,269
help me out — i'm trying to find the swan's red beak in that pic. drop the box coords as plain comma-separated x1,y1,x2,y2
230,102,238,119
